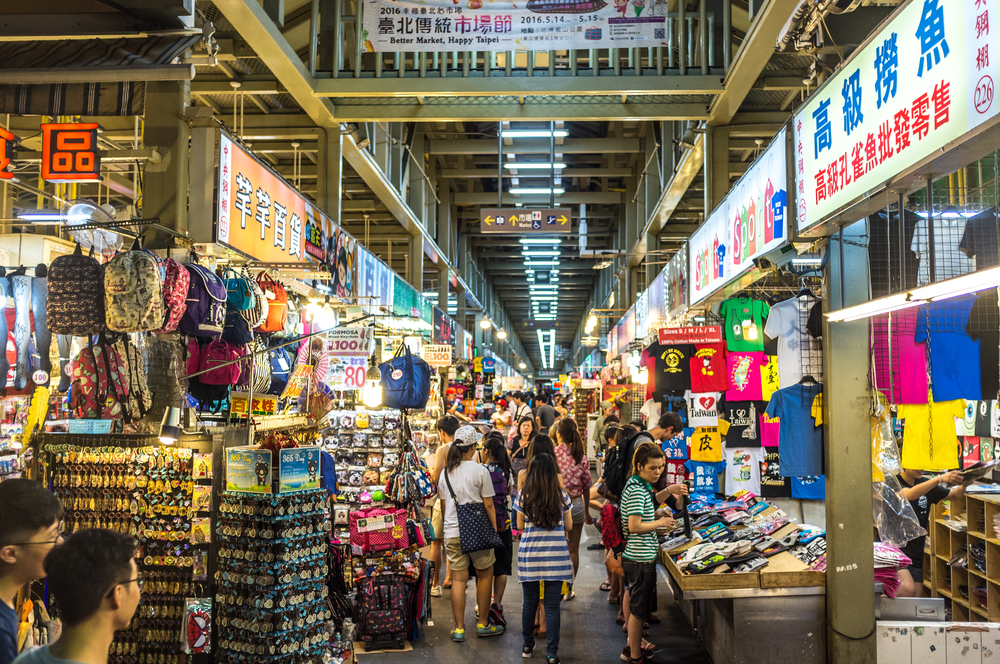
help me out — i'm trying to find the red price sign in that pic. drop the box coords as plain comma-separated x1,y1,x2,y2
658,326,723,345
326,356,368,391
41,123,102,182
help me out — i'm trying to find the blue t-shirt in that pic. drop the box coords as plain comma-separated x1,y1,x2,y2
662,432,689,460
915,297,982,401
0,600,17,664
791,475,825,500
684,460,726,495
765,383,823,477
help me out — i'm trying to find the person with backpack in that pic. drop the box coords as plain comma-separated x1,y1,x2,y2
429,416,461,596
552,418,592,600
436,426,504,642
474,431,514,629
514,453,573,664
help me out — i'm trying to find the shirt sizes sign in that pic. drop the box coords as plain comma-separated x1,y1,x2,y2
659,326,723,345
480,208,571,234
362,0,668,53
689,128,788,304
795,0,1000,232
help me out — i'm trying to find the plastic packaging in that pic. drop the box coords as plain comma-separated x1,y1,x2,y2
181,597,212,654
872,406,925,548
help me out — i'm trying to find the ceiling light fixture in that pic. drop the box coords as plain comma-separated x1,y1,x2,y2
504,163,566,169
510,187,565,195
520,238,562,245
502,130,569,139
522,250,561,257
480,317,492,329
497,329,507,340
593,260,613,270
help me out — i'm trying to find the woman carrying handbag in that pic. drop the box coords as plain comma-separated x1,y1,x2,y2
437,426,505,642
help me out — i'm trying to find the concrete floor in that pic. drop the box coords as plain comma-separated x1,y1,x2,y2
355,525,713,664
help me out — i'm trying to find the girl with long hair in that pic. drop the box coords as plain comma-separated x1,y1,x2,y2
475,431,515,628
515,453,573,664
517,434,563,492
510,416,537,477
552,418,592,599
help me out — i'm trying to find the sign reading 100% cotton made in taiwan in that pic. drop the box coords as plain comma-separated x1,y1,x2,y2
362,0,671,53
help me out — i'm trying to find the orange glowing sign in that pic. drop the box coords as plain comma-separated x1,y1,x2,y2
40,123,101,183
0,128,14,181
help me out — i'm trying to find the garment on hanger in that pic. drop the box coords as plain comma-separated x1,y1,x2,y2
911,215,974,286
966,289,1000,399
898,394,963,471
959,207,1000,269
719,297,770,352
870,309,930,405
764,296,822,388
915,296,981,402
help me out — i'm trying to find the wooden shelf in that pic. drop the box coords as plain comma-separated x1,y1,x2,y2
930,494,1000,623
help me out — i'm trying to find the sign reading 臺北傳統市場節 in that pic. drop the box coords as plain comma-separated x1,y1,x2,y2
362,0,669,53
794,0,1000,233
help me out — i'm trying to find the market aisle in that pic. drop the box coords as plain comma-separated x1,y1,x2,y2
357,527,713,663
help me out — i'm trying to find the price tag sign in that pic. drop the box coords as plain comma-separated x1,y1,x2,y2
327,327,373,357
422,344,453,367
229,393,279,420
325,356,368,391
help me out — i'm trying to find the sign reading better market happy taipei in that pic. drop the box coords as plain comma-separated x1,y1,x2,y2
795,0,1000,232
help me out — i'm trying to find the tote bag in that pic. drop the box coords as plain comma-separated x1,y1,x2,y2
443,469,503,554
378,345,432,410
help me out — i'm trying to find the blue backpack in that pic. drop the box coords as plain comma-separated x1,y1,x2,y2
378,345,432,410
268,343,293,395
179,264,226,338
222,268,255,312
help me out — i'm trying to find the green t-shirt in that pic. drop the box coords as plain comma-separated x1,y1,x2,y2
620,475,658,562
719,297,770,352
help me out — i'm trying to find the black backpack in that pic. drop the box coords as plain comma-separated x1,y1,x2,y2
47,243,105,336
603,430,656,499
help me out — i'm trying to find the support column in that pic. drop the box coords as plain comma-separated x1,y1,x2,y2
408,230,424,290
437,179,452,258
824,220,876,663
705,125,730,214
408,130,425,222
438,263,449,316
457,285,467,331
0,178,12,235
144,81,191,243
645,228,660,285
317,128,343,222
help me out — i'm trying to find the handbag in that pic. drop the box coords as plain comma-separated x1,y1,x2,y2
443,469,503,554
378,345,432,410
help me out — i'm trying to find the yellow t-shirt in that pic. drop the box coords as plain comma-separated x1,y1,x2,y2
689,421,731,463
898,393,964,471
811,393,824,426
760,356,780,401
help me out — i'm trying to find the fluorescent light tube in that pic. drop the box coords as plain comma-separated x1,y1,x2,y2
908,266,1000,301
510,187,565,195
502,130,569,139
826,293,926,322
504,163,567,169
520,238,563,245
522,251,561,257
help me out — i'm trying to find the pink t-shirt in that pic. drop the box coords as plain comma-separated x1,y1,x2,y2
761,411,780,448
665,460,688,486
870,310,929,404
726,352,765,401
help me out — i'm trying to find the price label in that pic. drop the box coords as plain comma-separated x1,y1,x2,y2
421,344,453,367
326,327,373,357
325,356,368,391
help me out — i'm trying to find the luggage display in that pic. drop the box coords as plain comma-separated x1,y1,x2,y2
356,577,408,651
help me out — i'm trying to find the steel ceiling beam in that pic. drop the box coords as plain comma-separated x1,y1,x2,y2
454,192,621,205
191,78,286,95
330,103,709,123
431,138,641,155
314,75,723,97
441,168,634,179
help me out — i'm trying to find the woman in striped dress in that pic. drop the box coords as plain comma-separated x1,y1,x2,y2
514,453,573,664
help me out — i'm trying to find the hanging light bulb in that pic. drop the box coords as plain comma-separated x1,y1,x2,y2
363,355,383,408
519,361,526,369
307,279,324,303
479,317,491,329
497,329,507,340
159,407,182,445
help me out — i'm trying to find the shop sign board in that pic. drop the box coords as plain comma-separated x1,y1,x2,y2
362,0,671,54
607,326,618,359
326,327,373,357
357,246,394,313
635,290,649,341
501,376,523,390
617,305,635,350
392,274,431,321
462,329,474,361
68,419,113,434
658,326,723,345
580,378,601,389
0,123,106,183
553,381,563,389
794,0,1000,232
433,307,455,344
277,446,322,493
325,356,368,390
480,208,571,234
422,344,454,367
229,393,280,419
217,132,356,296
664,245,687,317
604,384,632,403
226,447,272,494
689,128,788,305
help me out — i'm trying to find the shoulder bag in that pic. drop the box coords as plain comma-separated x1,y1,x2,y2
443,468,503,554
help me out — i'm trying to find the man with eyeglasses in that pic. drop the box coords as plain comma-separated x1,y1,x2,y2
0,479,63,664
13,529,141,664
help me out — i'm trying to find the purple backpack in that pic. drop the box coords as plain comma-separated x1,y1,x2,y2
179,264,226,338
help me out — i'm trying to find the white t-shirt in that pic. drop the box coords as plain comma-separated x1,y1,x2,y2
13,646,85,664
724,447,764,496
437,459,496,539
639,399,661,423
684,390,722,427
763,297,819,389
911,217,974,286
991,402,1000,439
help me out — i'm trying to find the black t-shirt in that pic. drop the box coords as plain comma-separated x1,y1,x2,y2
646,342,694,395
897,473,950,568
724,401,765,447
760,450,791,497
976,399,994,438
868,209,921,298
959,207,1000,269
0,600,16,664
806,301,823,339
966,290,1000,399
537,404,557,431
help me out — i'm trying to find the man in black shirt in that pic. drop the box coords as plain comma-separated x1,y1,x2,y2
535,393,557,434
896,467,965,597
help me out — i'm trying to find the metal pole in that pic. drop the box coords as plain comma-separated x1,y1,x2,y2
679,2,687,75
498,121,503,209
550,121,555,209
308,0,320,76
723,0,733,69
898,191,907,290
700,0,708,75
926,176,936,283
333,0,343,77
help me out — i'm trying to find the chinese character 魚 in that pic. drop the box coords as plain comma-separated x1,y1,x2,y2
874,32,898,109
841,69,864,136
812,98,832,159
916,0,950,77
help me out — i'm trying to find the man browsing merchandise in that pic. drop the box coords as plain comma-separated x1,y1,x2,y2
0,480,64,664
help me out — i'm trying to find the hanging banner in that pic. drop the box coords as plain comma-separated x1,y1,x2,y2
480,208,572,234
326,327,373,357
794,0,1000,233
635,289,649,341
665,245,687,317
617,305,635,350
217,132,356,297
356,246,394,313
422,344,454,367
689,127,788,305
646,269,666,332
433,307,456,345
604,384,632,403
362,0,668,54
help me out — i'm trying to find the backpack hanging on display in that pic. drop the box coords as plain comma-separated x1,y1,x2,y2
222,268,255,312
47,244,105,336
154,256,190,334
115,336,152,422
249,339,271,394
104,248,164,333
179,264,226,338
221,303,253,346
267,342,292,395
254,272,288,334
197,340,242,386
378,345,431,410
69,334,129,422
244,269,269,329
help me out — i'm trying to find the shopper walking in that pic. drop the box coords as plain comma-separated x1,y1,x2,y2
510,417,538,477
518,435,563,492
429,416,461,596
476,431,515,627
0,479,63,664
437,425,504,641
535,394,557,435
552,418,592,599
514,453,573,664
621,442,675,664
12,529,141,664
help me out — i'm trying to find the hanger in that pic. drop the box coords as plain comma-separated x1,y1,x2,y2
797,278,816,299
798,375,819,385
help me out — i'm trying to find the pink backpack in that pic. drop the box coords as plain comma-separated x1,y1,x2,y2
197,340,242,385
349,507,409,554
155,257,190,334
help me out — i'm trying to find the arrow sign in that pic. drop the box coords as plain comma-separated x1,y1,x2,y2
480,208,572,234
